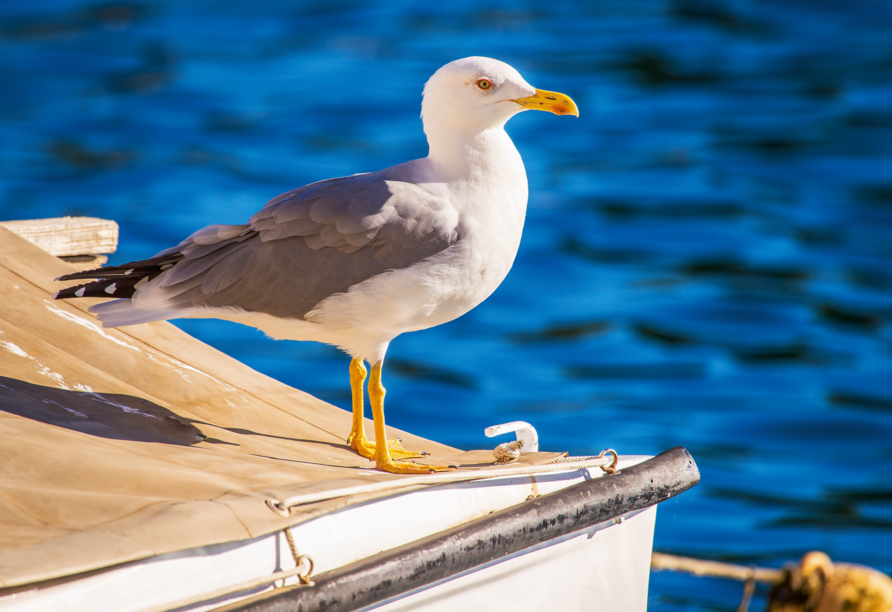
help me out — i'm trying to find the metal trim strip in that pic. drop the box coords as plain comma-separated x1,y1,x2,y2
218,446,700,612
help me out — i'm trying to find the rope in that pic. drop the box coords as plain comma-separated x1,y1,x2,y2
651,553,782,612
283,527,315,586
737,575,756,612
653,552,892,612
284,527,300,567
266,450,618,516
140,530,314,612
651,552,782,583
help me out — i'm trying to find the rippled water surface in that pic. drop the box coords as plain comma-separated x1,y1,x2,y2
3,1,892,609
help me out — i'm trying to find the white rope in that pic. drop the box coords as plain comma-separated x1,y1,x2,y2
139,558,311,612
267,452,617,517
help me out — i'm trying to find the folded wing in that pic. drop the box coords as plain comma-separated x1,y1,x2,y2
55,175,461,324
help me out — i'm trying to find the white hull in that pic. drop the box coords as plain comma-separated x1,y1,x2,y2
1,457,657,612
368,507,656,612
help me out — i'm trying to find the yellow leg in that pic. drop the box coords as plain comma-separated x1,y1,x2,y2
346,358,373,458
346,358,427,461
368,360,454,474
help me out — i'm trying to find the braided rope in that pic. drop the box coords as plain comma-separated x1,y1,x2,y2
266,450,618,517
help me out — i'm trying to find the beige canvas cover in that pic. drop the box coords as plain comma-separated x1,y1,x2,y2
0,227,564,590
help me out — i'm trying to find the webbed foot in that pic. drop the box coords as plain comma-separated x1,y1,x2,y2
374,458,456,474
348,434,428,460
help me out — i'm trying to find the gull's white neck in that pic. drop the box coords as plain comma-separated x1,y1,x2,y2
422,116,529,253
425,122,523,184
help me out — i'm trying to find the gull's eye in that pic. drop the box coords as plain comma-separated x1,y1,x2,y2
476,79,493,91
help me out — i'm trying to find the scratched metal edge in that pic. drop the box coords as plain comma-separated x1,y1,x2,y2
217,446,700,612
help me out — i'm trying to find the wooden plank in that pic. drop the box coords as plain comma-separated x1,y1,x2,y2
59,254,108,271
0,216,118,256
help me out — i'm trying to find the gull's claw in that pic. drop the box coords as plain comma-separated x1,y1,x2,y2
375,458,455,474
348,435,427,460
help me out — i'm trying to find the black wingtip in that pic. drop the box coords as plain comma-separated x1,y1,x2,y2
55,267,106,282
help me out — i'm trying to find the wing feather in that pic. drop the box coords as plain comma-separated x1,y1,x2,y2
200,246,255,294
69,174,461,322
319,223,349,248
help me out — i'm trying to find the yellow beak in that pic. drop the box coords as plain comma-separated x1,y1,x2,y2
513,88,579,117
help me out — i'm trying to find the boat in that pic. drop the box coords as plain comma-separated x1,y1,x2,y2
0,221,699,611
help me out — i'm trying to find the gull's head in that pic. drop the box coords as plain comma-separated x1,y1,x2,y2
421,57,578,139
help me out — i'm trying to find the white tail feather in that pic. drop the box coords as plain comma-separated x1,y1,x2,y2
88,299,181,328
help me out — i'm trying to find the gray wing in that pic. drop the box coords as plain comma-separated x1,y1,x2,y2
152,175,460,320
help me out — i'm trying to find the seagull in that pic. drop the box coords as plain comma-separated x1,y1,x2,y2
53,57,578,474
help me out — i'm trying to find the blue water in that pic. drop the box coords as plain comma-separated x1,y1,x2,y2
3,1,892,609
